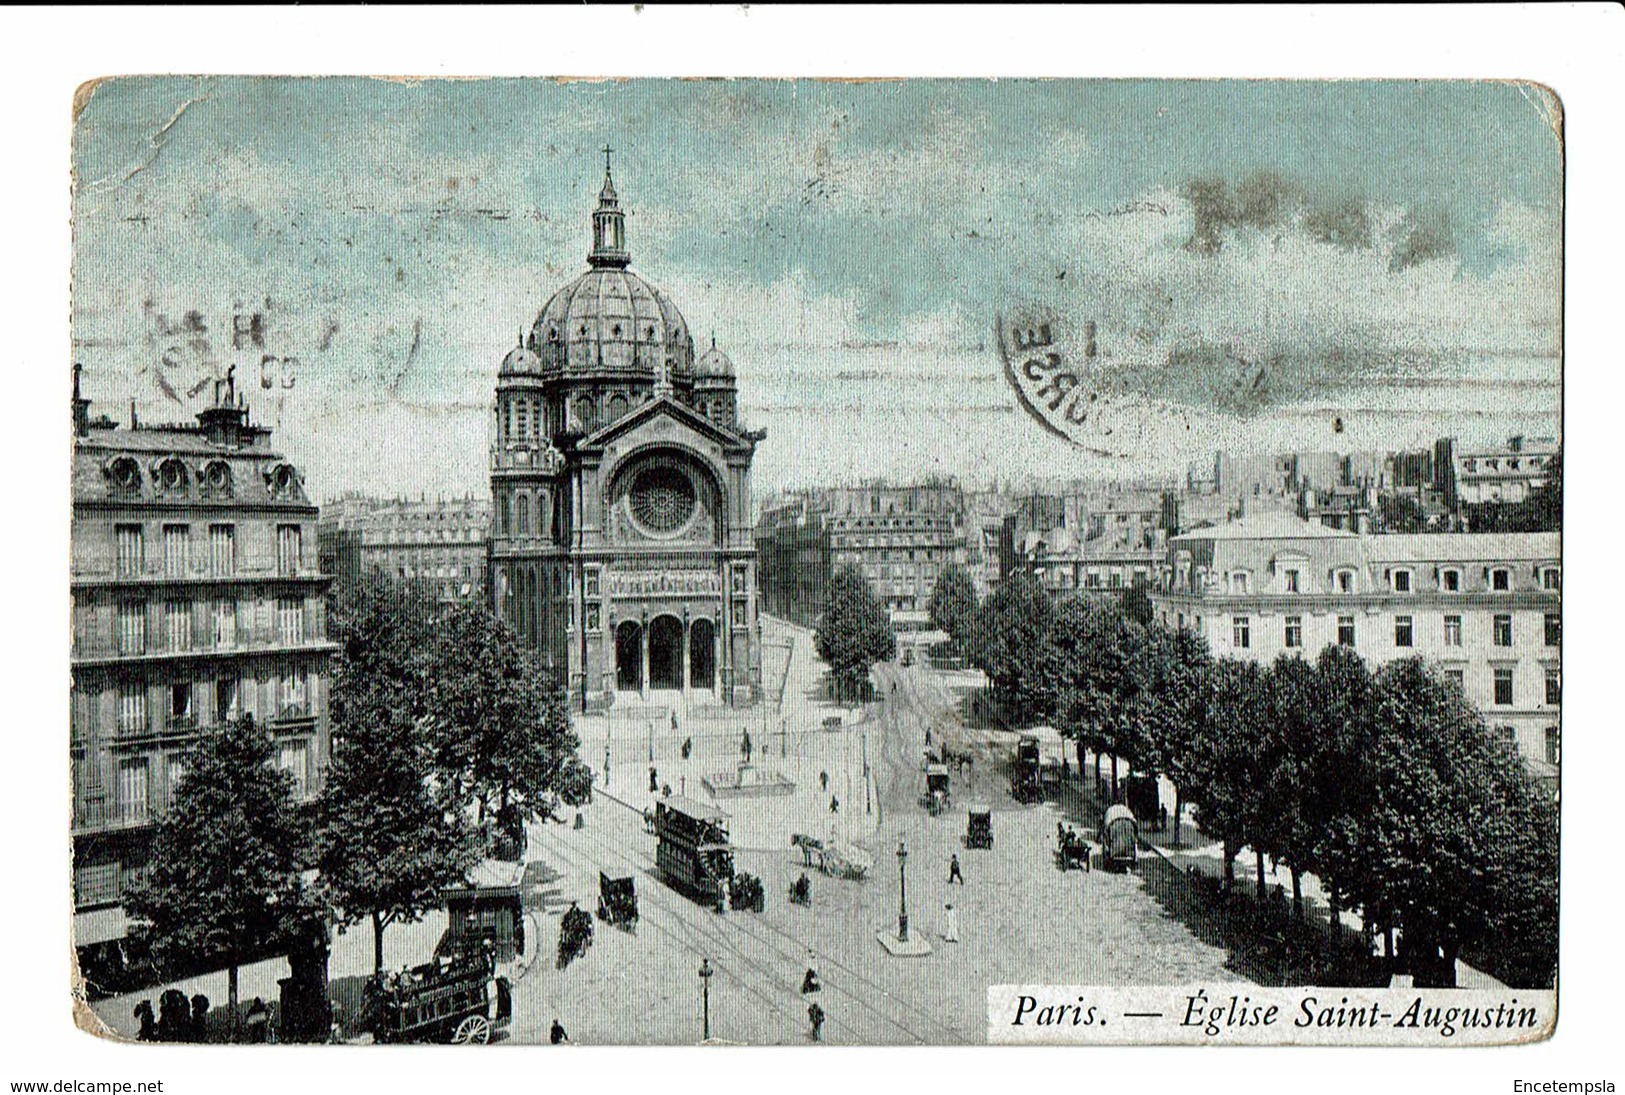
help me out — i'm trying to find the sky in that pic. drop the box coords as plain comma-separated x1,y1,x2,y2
70,77,1563,501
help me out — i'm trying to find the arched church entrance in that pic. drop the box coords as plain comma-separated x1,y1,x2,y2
690,618,716,690
648,615,685,691
615,621,643,692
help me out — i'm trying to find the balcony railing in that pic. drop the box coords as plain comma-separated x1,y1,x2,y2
73,799,152,832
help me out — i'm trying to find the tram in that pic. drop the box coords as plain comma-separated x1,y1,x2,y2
653,796,735,911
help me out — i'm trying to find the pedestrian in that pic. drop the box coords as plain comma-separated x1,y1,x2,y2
1159,803,1169,832
948,853,964,885
190,993,210,1043
671,712,679,732
551,1018,569,1044
244,997,270,1043
134,1000,157,1042
808,1001,825,1042
943,901,960,943
819,770,828,791
830,795,839,814
802,962,821,994
649,766,659,793
741,730,753,764
604,743,611,786
682,736,692,760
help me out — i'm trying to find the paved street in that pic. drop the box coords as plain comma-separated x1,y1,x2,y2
88,617,1250,1044
509,618,1242,1045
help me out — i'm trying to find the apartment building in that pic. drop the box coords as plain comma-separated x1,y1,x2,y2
1151,512,1560,772
70,368,335,972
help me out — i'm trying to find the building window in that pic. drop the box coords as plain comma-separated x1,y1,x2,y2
1443,614,1462,647
1542,567,1560,591
277,525,303,576
1545,726,1560,765
1441,568,1460,592
116,524,144,578
1493,613,1512,647
1232,616,1250,649
164,600,191,652
169,681,193,728
166,754,188,805
1337,615,1355,647
1545,613,1560,647
117,758,150,824
1392,569,1411,593
1445,668,1464,691
1229,572,1249,595
75,863,120,908
163,525,190,579
1545,667,1561,706
118,684,147,736
1394,615,1413,648
1491,568,1510,591
118,601,146,656
214,599,237,648
216,675,238,724
517,494,531,534
1284,568,1300,593
1498,726,1518,754
1493,667,1514,706
585,569,600,598
280,671,308,718
1284,616,1302,648
278,739,310,799
277,597,304,645
1336,570,1354,593
209,524,236,577
733,601,748,627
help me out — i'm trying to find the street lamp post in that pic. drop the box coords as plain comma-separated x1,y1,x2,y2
897,840,909,942
699,957,713,1042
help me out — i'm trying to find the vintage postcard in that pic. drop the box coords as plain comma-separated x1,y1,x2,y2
69,76,1560,1046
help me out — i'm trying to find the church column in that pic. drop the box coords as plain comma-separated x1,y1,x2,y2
682,611,692,697
713,612,724,703
640,616,650,700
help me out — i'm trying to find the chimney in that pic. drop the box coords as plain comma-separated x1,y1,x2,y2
72,363,90,437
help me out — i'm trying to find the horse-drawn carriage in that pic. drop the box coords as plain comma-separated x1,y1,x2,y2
1101,804,1139,871
361,950,511,1044
654,796,735,912
1010,735,1043,804
920,763,951,815
1056,824,1090,871
964,806,993,849
598,871,638,928
792,833,874,880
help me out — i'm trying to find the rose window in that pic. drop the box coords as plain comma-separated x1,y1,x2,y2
629,466,696,533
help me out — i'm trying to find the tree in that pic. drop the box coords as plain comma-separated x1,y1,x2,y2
429,600,593,825
318,575,477,974
1260,654,1329,915
814,566,897,704
1035,597,1149,802
1353,658,1557,987
124,716,308,1041
1186,657,1270,890
1139,623,1214,845
965,572,1053,725
1120,585,1155,629
927,563,979,657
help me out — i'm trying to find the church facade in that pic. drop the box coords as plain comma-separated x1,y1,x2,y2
489,157,764,711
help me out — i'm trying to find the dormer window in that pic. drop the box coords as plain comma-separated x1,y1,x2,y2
107,456,142,494
1336,569,1355,593
1440,568,1461,592
1283,568,1300,593
1541,566,1560,591
1491,568,1511,592
202,460,232,496
1229,571,1250,595
1391,569,1411,593
156,457,188,494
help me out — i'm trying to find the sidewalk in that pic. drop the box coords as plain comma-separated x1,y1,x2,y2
576,615,882,853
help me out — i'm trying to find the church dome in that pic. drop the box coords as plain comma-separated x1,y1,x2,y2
499,342,543,378
523,152,694,378
530,267,693,376
695,338,735,380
